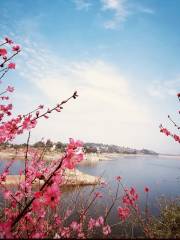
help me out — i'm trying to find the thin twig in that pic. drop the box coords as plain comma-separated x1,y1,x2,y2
24,131,31,206
79,194,98,222
0,51,20,67
0,41,7,47
0,68,9,80
104,182,120,224
0,67,8,73
168,115,180,130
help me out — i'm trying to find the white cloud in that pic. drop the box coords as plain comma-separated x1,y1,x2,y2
73,0,155,30
101,0,155,29
101,0,128,29
102,0,121,9
15,39,153,149
73,0,92,10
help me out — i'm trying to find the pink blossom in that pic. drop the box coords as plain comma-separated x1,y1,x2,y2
144,187,149,192
64,208,72,219
94,216,104,227
6,86,14,92
78,232,85,238
101,181,108,187
160,127,171,136
130,187,138,201
8,62,16,69
122,187,139,207
102,225,111,236
63,138,84,169
122,195,132,205
54,215,61,225
22,116,37,130
94,191,102,198
97,216,104,225
44,184,61,208
0,48,7,56
0,221,13,238
61,227,70,238
32,198,42,210
3,190,11,199
88,218,96,230
0,96,9,101
55,107,61,112
44,115,49,119
31,232,44,239
34,191,42,198
174,134,180,142
70,221,79,231
95,220,101,227
116,175,122,181
68,138,83,148
0,171,9,183
12,45,20,51
0,104,13,118
38,104,44,109
5,37,13,44
14,191,23,202
118,207,130,221
130,187,136,196
52,173,62,185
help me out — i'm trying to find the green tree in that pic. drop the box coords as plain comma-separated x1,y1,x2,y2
46,139,54,150
56,141,65,152
33,141,45,148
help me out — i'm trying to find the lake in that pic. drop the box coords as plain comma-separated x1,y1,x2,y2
0,154,180,237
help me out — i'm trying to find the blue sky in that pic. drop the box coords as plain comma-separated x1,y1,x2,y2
0,0,180,154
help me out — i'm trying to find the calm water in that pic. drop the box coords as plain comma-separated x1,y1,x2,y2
1,155,180,237
79,155,180,199
1,154,180,201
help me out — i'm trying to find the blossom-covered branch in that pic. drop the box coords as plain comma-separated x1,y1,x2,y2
160,93,180,144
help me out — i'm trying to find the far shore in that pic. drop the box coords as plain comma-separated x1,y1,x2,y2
0,149,179,163
1,150,180,186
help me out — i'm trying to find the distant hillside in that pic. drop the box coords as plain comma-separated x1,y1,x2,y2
0,141,158,155
84,142,158,155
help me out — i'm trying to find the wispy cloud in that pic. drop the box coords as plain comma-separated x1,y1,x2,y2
73,0,155,30
73,0,92,10
101,0,128,29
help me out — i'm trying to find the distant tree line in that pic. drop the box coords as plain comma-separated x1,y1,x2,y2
0,141,158,155
0,140,66,152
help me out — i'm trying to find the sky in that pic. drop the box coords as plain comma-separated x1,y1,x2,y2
0,0,180,154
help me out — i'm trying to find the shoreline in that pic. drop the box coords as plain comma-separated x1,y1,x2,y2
0,150,180,162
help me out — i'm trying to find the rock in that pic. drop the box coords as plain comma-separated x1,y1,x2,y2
3,169,103,186
63,169,103,186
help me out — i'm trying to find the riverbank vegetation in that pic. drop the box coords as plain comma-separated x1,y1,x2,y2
148,198,180,239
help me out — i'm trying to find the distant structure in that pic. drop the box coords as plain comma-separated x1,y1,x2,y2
50,144,56,152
